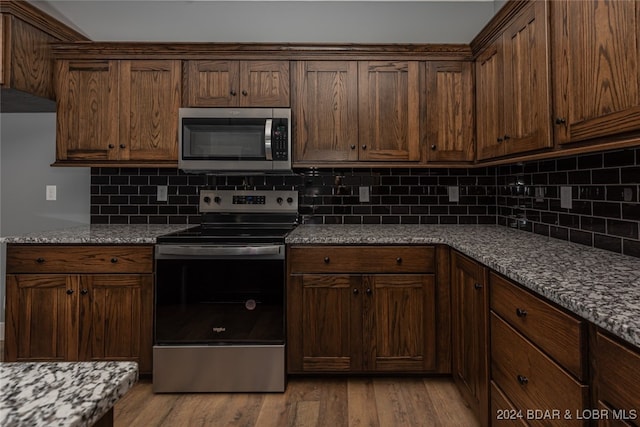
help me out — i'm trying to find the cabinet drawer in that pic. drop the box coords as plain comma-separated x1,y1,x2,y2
491,313,589,426
596,332,640,420
490,272,586,380
6,245,153,273
288,246,435,273
491,381,528,426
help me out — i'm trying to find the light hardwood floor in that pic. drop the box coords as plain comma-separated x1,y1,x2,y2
114,376,479,427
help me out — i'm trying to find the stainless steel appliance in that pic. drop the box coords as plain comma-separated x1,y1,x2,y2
179,108,291,173
153,189,298,393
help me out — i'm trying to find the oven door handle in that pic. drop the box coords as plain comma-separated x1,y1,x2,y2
156,244,283,258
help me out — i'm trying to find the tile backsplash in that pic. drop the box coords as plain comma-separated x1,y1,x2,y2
91,146,640,258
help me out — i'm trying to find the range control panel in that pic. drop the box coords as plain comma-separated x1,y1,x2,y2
200,190,298,213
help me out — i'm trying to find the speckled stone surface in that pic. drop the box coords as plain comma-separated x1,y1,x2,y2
0,224,188,244
0,361,138,427
286,224,640,349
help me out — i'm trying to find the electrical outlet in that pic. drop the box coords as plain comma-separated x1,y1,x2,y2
448,186,459,203
46,185,57,201
359,186,370,203
157,185,168,202
560,186,573,209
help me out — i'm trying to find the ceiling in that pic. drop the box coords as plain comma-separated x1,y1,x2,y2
29,0,500,44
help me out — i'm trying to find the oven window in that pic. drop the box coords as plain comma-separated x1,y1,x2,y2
183,119,266,160
155,258,284,345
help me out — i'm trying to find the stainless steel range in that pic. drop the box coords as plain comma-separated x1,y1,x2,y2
153,189,298,393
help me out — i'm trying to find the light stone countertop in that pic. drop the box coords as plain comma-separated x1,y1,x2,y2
286,224,640,348
0,361,138,427
0,224,188,244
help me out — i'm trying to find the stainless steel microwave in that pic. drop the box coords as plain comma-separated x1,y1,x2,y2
179,108,291,173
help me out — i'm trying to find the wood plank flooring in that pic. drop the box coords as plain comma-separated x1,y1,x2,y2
114,376,479,427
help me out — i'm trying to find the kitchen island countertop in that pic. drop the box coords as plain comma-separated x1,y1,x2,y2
0,361,138,427
286,224,640,349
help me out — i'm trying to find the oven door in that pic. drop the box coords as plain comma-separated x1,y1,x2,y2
154,244,285,345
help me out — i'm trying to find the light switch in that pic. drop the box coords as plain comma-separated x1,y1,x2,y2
46,185,57,201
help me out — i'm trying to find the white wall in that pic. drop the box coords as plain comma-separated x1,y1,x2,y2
0,113,91,335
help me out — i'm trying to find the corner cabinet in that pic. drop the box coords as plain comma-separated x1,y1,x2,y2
287,245,450,374
293,60,421,165
551,0,640,145
425,61,475,162
183,60,290,107
476,0,552,161
55,59,181,166
451,251,489,427
4,245,154,374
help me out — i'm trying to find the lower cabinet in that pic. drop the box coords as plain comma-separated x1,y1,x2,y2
287,245,450,374
4,245,154,373
489,272,589,426
593,331,640,427
451,250,489,427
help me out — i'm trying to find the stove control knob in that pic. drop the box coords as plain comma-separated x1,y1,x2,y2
203,196,211,204
287,197,294,204
277,197,284,204
214,196,221,204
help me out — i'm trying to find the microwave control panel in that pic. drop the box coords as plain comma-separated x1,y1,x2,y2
272,121,288,160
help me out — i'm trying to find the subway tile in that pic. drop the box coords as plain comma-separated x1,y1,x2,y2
569,229,593,246
594,234,622,253
607,219,639,239
592,168,620,184
623,239,640,257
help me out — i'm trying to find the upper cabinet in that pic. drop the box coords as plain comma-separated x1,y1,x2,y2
425,61,475,162
551,0,640,145
0,0,87,112
184,60,289,107
293,60,422,165
475,0,552,161
56,59,180,166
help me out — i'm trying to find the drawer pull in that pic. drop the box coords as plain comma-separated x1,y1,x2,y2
324,257,330,264
111,257,118,263
516,374,529,385
396,257,402,264
66,289,74,295
474,283,483,290
516,308,528,317
36,257,45,264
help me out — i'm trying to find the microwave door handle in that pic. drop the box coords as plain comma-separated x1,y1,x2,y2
265,119,273,160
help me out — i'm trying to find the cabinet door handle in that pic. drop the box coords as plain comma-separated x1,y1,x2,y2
350,145,356,150
323,256,330,264
80,289,89,295
474,283,483,290
111,257,118,263
242,90,248,96
516,308,527,317
431,144,437,151
108,144,115,149
516,374,529,385
503,135,511,141
361,145,367,150
555,117,567,125
36,257,45,264
396,257,402,264
366,288,372,295
66,289,74,295
497,137,504,143
119,144,126,149
230,90,237,96
353,288,359,295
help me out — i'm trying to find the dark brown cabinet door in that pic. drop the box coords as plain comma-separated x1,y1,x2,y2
78,274,153,373
451,251,489,427
119,60,180,162
287,274,362,373
552,0,640,144
502,0,552,156
55,59,119,162
5,274,78,362
293,60,359,162
358,61,421,162
425,61,475,162
476,42,504,161
185,60,289,107
364,274,436,372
